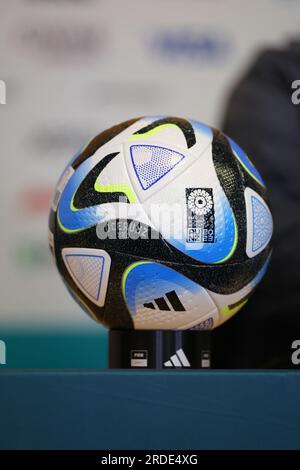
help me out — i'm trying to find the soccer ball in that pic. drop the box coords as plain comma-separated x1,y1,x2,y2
49,116,273,330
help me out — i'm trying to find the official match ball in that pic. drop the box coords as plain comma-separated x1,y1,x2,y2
49,116,273,330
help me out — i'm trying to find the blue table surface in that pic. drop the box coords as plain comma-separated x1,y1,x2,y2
0,370,299,450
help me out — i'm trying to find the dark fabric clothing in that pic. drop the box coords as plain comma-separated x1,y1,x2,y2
212,43,300,368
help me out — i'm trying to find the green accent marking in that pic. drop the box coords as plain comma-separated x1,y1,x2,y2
121,261,151,298
233,150,264,187
70,195,79,212
59,178,137,234
94,180,137,203
57,210,83,234
222,299,248,316
130,123,177,140
215,215,238,264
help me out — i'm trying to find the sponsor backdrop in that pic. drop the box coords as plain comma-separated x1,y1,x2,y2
0,0,299,368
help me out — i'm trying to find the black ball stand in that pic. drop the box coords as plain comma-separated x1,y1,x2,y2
109,329,211,369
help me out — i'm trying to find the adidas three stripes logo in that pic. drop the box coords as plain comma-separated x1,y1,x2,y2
143,290,185,311
164,348,191,368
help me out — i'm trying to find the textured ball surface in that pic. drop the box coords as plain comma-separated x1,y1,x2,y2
49,116,273,330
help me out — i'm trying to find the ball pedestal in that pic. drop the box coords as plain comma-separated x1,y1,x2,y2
109,329,211,369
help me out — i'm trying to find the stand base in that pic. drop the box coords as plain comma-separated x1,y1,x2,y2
109,329,211,369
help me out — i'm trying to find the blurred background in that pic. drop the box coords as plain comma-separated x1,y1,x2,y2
1,0,299,368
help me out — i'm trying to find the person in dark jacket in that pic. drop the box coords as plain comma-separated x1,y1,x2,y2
212,42,300,368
